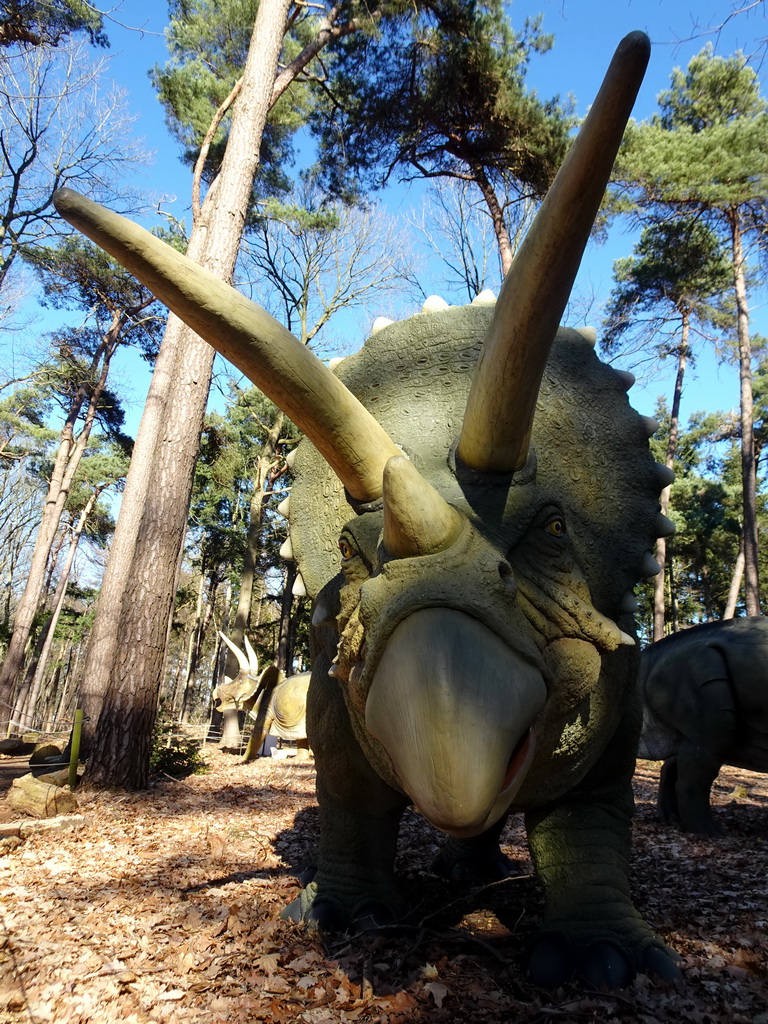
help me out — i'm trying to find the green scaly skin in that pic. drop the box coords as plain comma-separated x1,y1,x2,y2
526,697,680,985
639,616,768,835
281,317,682,984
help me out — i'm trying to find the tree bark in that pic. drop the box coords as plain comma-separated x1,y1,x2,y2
83,0,293,790
653,314,689,641
76,311,185,754
178,570,206,722
223,412,285,677
276,561,297,673
730,210,761,616
723,529,745,619
471,163,514,276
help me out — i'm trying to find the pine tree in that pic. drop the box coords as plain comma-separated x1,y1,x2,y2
602,217,732,638
613,45,768,615
312,1,572,273
0,0,106,49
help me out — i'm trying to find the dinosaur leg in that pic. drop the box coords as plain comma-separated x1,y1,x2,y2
647,650,734,835
243,725,269,761
525,705,680,988
674,674,734,836
295,739,311,761
657,757,679,823
431,816,522,883
675,738,728,836
282,654,408,930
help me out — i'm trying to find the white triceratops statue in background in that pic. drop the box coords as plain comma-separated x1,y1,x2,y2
216,632,311,760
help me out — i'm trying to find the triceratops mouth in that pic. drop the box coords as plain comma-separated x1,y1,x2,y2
365,607,546,837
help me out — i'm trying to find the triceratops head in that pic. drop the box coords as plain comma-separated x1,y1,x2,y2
214,632,282,711
54,32,668,837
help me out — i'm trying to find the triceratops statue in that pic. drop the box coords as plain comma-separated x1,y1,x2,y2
216,632,311,759
54,31,680,985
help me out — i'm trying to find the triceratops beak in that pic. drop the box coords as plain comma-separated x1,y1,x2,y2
457,31,650,475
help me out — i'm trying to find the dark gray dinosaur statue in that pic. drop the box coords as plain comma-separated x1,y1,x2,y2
638,616,768,835
54,31,681,987
216,632,311,760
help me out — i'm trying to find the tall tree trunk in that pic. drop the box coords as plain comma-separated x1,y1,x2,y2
723,529,746,619
730,210,761,616
224,412,285,680
53,644,80,730
471,163,514,276
16,490,99,726
668,557,679,633
178,571,206,721
76,312,184,754
0,315,123,710
276,562,297,673
82,0,293,790
653,314,689,641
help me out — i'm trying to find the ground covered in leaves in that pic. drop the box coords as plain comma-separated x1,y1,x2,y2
0,749,765,1024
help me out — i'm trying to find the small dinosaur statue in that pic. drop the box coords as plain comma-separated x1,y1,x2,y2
55,31,681,986
215,632,311,760
638,616,768,835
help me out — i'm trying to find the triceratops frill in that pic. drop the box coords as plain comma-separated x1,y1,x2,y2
53,31,680,986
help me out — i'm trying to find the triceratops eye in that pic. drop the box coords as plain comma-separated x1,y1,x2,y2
338,538,356,560
545,517,566,538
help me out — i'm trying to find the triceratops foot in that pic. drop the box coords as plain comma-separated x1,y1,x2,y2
431,835,522,885
528,933,682,988
281,881,399,933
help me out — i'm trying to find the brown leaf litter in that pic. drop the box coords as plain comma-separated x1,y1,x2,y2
0,750,765,1023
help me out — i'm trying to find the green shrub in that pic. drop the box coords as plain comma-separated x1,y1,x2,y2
149,740,209,778
150,702,209,778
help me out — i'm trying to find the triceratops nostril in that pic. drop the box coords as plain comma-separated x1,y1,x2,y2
499,560,516,589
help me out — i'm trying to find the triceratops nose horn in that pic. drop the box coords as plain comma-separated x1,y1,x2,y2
457,31,650,475
382,456,463,559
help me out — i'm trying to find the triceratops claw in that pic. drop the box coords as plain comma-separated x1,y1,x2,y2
529,936,681,989
281,882,399,934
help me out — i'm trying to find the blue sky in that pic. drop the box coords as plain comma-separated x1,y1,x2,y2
25,1,768,432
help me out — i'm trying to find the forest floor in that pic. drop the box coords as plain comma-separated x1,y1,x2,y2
0,747,765,1024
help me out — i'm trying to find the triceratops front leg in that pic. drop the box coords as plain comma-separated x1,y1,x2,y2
283,650,409,930
525,704,681,987
431,816,522,884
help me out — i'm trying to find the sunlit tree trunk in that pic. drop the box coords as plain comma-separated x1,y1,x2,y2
83,0,293,789
15,489,100,727
472,163,514,276
723,530,745,619
730,210,760,616
653,314,689,640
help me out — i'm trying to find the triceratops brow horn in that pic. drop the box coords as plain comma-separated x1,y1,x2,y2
52,188,402,503
219,631,252,676
457,31,651,475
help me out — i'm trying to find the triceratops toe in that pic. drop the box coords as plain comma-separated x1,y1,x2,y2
578,941,634,989
529,934,682,989
641,944,683,981
528,936,574,987
280,882,345,932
